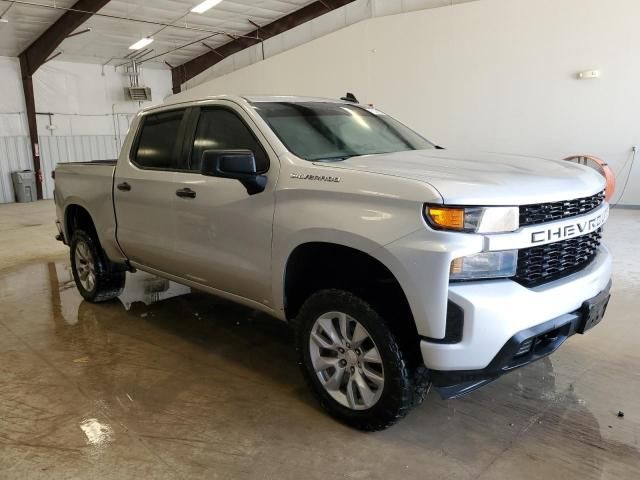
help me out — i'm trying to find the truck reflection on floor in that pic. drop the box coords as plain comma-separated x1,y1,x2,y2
52,261,191,314
116,270,191,311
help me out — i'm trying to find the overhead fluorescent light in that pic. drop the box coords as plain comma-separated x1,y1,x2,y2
191,0,224,14
129,37,154,50
0,18,8,23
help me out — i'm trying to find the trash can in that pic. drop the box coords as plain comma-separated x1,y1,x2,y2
11,170,37,203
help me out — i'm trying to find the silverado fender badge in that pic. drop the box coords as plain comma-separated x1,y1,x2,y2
290,173,341,183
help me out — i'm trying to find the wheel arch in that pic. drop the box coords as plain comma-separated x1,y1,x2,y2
64,203,99,242
62,199,125,263
282,240,422,365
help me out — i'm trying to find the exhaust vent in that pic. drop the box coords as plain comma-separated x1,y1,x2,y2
125,86,152,101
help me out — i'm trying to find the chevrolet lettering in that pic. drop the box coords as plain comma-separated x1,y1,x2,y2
531,207,609,244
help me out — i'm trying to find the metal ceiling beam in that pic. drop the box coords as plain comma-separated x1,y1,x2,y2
19,0,110,76
18,0,110,199
171,0,356,94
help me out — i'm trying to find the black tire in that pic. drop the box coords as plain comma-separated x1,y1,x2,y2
295,289,418,431
70,229,125,303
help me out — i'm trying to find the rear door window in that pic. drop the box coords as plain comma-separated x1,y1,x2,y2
134,109,186,169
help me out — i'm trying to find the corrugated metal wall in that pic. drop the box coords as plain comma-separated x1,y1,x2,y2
0,135,120,203
39,135,119,199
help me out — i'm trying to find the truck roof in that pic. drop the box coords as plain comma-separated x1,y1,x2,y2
143,94,356,114
243,95,352,104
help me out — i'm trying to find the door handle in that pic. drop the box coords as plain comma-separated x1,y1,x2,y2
176,187,196,198
117,182,131,191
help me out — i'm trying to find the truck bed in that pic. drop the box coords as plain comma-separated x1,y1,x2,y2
54,161,121,261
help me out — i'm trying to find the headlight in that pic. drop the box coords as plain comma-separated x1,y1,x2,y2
450,250,518,280
425,205,519,233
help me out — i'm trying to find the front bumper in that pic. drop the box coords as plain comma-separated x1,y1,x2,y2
375,202,612,398
430,279,611,399
420,245,612,398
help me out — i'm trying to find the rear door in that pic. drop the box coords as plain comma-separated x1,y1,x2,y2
169,102,279,306
114,107,191,272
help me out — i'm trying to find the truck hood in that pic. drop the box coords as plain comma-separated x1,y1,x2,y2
316,150,605,205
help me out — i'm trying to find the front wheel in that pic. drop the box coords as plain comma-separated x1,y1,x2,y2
295,289,417,431
70,230,125,302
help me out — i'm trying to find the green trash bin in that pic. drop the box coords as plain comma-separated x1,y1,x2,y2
11,170,37,203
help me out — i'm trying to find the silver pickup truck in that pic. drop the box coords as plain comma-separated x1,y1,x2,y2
54,95,612,430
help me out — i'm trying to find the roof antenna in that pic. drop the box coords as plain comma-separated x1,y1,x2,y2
340,92,359,103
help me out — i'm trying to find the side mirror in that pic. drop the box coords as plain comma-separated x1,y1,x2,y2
200,149,267,195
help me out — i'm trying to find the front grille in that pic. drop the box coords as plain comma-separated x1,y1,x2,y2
514,229,602,287
519,191,605,227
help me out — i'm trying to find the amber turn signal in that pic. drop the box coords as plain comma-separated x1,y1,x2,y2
426,206,465,230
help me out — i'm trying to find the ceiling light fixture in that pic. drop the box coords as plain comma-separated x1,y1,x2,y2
0,18,8,23
191,0,224,14
129,37,154,50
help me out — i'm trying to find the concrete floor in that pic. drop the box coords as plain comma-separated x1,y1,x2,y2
1,200,639,479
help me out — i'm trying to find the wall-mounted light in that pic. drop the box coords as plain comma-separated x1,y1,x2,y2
191,0,224,14
577,70,601,80
129,37,154,50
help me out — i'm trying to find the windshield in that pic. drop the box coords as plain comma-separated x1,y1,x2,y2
252,102,435,161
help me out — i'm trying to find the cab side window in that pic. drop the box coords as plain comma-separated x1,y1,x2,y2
134,109,185,169
190,109,268,172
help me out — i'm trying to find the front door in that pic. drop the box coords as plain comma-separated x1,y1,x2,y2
171,103,278,307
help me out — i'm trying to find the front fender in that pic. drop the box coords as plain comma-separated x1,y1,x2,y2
271,228,399,319
270,157,443,320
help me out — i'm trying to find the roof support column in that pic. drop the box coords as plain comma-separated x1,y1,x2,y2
19,56,43,200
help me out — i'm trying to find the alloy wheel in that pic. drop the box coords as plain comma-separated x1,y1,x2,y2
75,240,96,293
309,311,385,410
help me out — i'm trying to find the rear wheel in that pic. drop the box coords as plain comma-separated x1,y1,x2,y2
295,289,417,431
70,230,125,302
